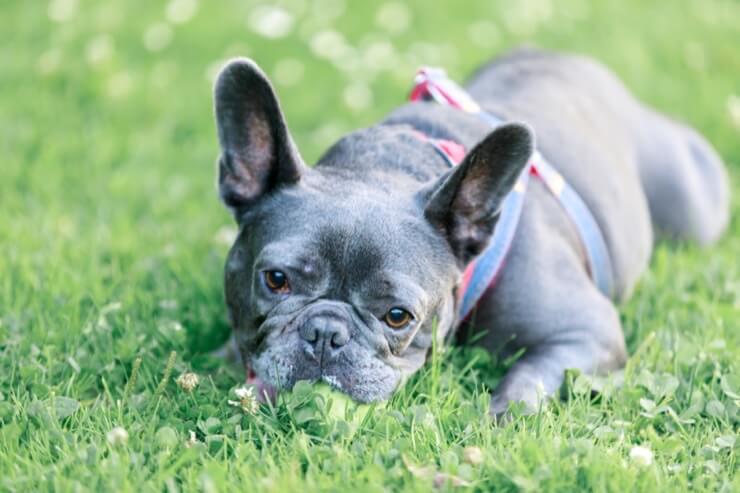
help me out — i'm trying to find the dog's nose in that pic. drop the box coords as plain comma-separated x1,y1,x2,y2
299,314,350,363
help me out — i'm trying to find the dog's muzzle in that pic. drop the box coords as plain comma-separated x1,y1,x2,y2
298,303,351,366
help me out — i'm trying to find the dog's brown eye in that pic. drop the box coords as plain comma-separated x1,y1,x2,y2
263,270,290,294
384,307,412,329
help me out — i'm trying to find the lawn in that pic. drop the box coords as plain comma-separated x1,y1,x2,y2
0,0,738,491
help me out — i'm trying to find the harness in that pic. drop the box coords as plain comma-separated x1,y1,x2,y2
409,68,614,321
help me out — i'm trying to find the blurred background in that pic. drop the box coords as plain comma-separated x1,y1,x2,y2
0,0,738,352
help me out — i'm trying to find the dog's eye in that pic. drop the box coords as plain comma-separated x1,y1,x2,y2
384,307,413,329
263,270,290,294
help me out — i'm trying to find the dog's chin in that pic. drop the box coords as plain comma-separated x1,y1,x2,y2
248,340,402,404
246,372,398,405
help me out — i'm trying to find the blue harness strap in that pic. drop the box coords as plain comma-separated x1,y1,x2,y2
458,171,529,320
528,155,614,298
409,67,615,321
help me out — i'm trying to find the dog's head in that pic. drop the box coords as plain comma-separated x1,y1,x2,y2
213,59,533,402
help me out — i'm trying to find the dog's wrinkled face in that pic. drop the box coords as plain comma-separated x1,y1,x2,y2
213,59,533,402
224,186,459,402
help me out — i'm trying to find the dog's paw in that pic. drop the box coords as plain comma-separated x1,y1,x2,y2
489,383,548,421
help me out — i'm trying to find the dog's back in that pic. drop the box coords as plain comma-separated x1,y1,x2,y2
382,48,729,302
465,48,730,291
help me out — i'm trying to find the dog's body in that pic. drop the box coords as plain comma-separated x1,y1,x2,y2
213,48,729,414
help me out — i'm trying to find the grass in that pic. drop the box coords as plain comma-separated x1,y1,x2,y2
0,0,738,491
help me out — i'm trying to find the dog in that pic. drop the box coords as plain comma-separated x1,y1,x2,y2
212,48,729,415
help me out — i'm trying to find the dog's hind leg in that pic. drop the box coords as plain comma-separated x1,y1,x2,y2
634,108,730,246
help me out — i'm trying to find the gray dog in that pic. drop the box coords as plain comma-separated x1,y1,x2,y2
212,48,729,415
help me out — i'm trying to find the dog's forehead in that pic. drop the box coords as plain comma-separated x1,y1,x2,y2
251,185,447,281
314,220,384,274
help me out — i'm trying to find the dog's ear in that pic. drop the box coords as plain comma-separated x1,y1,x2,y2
422,123,534,266
214,58,305,215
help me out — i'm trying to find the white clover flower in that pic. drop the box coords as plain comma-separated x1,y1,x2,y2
629,445,653,467
273,58,304,87
48,0,78,23
463,446,484,465
107,426,129,446
229,385,259,414
310,30,347,60
467,21,500,49
185,430,199,448
38,49,62,75
143,23,173,52
106,72,133,99
166,0,198,25
233,386,252,399
375,2,411,34
85,35,114,66
176,372,200,393
159,299,178,310
213,225,237,246
727,94,740,129
248,5,294,39
343,82,373,112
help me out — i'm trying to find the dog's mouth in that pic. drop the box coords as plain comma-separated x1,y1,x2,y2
243,323,406,403
246,368,349,403
246,368,277,403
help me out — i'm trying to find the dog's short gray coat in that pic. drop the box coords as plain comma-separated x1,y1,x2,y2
212,48,729,414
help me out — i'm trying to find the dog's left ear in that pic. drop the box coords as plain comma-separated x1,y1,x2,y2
213,58,306,215
422,123,534,266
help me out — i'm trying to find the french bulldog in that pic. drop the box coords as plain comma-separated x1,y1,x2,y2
212,48,729,415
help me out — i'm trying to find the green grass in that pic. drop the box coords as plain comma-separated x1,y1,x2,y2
1,0,738,491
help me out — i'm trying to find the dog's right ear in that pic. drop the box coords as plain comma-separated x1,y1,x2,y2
214,58,305,215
